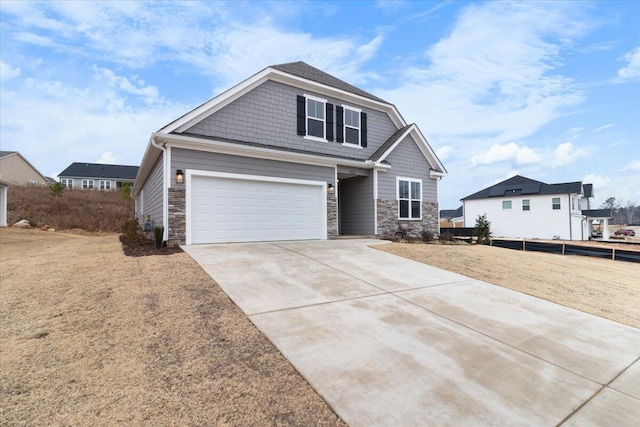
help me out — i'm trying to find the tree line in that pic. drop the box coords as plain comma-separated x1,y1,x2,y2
602,197,638,225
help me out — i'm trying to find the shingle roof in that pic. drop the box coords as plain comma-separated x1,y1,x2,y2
368,124,413,161
271,61,388,104
58,163,139,180
462,175,584,201
440,206,463,219
582,209,612,218
0,151,17,158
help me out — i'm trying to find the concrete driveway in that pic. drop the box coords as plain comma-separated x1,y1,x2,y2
183,239,640,426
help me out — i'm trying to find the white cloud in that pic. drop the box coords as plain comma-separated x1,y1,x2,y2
96,152,118,164
593,123,614,133
376,1,588,153
435,145,453,161
615,46,640,82
92,66,160,104
549,142,588,168
0,62,21,80
622,159,640,172
471,142,541,166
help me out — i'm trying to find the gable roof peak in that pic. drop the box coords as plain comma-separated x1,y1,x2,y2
270,61,388,104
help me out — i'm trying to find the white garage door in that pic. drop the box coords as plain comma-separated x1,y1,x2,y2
189,174,325,244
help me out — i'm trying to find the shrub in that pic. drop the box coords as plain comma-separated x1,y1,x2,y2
120,182,132,200
421,229,435,242
439,231,453,242
473,214,492,245
49,182,64,197
153,226,165,249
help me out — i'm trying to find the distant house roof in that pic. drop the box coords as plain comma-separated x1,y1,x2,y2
462,175,585,201
440,206,463,219
582,209,612,218
0,151,18,158
45,177,57,183
271,61,388,104
58,163,139,180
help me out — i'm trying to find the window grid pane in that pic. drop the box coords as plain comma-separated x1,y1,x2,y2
398,179,421,219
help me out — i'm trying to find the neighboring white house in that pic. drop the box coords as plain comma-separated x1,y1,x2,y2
462,175,610,241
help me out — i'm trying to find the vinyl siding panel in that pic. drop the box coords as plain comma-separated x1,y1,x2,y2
377,135,437,202
463,194,578,240
339,173,374,235
171,148,335,185
185,80,398,161
139,157,164,228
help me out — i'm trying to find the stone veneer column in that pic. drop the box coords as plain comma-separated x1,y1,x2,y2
167,188,186,246
376,199,439,240
327,194,338,239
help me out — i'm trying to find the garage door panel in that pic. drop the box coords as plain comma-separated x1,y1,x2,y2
190,175,324,244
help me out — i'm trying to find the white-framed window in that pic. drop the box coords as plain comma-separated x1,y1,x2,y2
99,180,111,190
552,197,561,210
522,199,530,211
502,200,512,210
28,180,37,187
62,178,73,189
397,177,422,219
343,106,361,146
82,179,94,189
305,95,326,141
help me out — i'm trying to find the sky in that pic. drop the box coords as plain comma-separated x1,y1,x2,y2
1,0,639,209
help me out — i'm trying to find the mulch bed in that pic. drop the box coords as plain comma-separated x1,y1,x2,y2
119,235,184,257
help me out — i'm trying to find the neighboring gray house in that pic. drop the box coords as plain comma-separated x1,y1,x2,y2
58,163,138,190
134,61,447,245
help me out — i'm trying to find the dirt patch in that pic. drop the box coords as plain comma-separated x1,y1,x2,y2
119,235,184,257
0,228,345,426
376,242,640,328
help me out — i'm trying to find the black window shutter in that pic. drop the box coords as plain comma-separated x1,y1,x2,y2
361,112,368,147
336,106,344,143
296,95,306,135
326,103,334,141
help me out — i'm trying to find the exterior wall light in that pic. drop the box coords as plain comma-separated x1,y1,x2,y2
176,169,184,184
327,183,335,194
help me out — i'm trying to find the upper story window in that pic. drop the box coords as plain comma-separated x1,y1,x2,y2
522,199,530,211
343,107,361,146
306,97,325,139
398,178,422,220
552,197,561,210
502,200,512,209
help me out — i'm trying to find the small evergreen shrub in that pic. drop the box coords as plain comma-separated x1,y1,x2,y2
473,214,492,245
49,182,64,197
153,226,165,249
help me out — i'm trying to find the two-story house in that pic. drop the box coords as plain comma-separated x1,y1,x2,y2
462,175,611,241
58,163,138,190
133,61,447,245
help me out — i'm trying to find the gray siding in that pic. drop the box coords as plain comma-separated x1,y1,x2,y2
378,135,437,202
339,172,374,235
171,148,335,185
140,156,164,228
185,80,398,161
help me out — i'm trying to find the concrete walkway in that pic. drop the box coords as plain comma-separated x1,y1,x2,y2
183,239,640,426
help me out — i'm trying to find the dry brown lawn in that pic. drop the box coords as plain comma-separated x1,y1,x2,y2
0,228,345,426
376,242,640,328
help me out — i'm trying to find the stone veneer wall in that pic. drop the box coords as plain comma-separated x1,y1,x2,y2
168,188,186,246
327,195,338,239
376,199,439,240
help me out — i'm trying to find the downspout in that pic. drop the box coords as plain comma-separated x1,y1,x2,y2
151,136,169,242
568,194,572,241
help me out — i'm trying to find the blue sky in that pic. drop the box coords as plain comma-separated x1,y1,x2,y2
1,1,638,209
